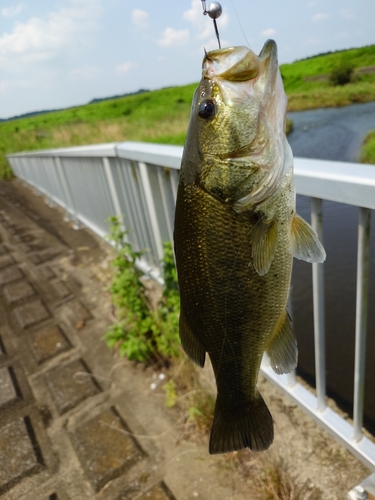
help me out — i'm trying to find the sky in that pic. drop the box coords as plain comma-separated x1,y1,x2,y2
0,0,374,119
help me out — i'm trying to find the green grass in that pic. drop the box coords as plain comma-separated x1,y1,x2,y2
361,130,375,164
1,45,375,178
281,45,375,92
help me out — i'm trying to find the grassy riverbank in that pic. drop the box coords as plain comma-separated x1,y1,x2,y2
361,131,375,164
1,45,375,178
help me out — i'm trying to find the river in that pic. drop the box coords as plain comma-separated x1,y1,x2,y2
287,101,375,433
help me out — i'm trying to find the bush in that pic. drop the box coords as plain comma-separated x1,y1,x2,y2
104,216,181,362
329,61,355,86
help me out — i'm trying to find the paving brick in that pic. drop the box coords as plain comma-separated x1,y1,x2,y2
29,254,43,265
0,245,7,255
3,280,36,303
71,408,144,492
29,325,71,363
20,243,33,253
39,266,55,280
40,248,61,262
0,266,24,285
38,404,53,427
0,367,20,408
46,359,100,414
137,483,176,500
21,234,34,243
0,417,44,494
14,299,50,330
63,299,92,324
0,254,15,269
0,336,6,357
53,281,73,300
12,234,23,243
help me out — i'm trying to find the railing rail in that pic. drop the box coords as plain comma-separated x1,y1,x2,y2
7,141,375,471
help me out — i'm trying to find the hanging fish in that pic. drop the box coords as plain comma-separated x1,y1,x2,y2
173,41,325,454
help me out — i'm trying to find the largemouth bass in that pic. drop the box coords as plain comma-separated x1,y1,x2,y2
174,40,325,454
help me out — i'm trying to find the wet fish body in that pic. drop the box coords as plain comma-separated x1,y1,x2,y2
174,41,325,454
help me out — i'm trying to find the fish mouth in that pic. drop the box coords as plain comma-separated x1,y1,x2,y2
203,46,260,82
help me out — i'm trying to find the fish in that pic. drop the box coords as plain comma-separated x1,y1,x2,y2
173,40,325,454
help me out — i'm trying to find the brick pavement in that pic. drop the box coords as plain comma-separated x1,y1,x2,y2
2,179,370,500
0,192,179,500
0,181,253,500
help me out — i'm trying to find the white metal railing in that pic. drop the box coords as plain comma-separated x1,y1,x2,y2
6,142,375,472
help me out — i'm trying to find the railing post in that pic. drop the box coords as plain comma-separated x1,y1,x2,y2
311,197,326,412
54,156,80,228
138,161,164,263
102,157,126,234
103,157,123,218
353,207,371,442
41,157,56,207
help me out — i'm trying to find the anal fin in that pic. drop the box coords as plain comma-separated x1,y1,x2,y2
252,218,277,276
290,214,326,263
266,310,297,375
179,308,206,367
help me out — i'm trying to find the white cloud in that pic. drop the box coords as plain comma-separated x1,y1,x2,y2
157,28,189,48
0,78,29,93
308,1,319,7
306,38,321,45
261,28,276,37
115,61,137,74
312,13,329,22
0,0,101,68
1,5,23,17
183,0,228,40
334,32,349,39
131,9,149,30
340,9,356,20
70,65,100,79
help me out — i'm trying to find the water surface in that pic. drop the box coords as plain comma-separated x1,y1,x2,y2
286,101,375,432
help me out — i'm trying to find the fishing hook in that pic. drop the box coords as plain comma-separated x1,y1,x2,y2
201,1,222,49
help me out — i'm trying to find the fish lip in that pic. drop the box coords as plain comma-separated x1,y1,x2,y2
203,46,260,82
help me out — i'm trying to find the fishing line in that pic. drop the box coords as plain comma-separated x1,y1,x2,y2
230,0,251,48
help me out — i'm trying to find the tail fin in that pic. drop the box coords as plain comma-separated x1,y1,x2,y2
209,391,274,454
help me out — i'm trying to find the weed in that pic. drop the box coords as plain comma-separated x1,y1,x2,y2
164,358,216,443
231,450,323,500
104,216,180,362
361,130,375,164
163,379,178,407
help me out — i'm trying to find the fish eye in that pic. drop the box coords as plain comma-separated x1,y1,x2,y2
198,99,216,119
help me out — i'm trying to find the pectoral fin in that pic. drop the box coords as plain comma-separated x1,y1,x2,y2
179,308,206,367
266,310,297,375
290,214,326,263
252,218,277,276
